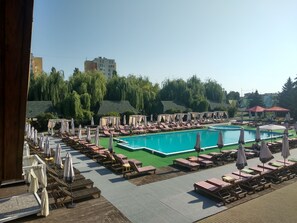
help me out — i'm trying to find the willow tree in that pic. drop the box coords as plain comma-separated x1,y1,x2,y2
47,67,68,107
68,70,106,112
88,71,106,110
204,79,224,103
159,78,188,103
62,91,83,119
105,76,127,100
28,72,49,101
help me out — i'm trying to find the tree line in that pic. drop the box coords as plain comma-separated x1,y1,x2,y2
28,67,297,122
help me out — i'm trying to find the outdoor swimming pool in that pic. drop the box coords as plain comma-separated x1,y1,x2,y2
117,126,284,156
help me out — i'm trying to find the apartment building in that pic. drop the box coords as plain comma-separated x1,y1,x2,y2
84,57,116,78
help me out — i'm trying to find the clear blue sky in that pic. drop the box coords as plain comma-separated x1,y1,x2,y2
31,0,297,95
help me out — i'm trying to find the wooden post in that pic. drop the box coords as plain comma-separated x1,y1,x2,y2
0,0,34,183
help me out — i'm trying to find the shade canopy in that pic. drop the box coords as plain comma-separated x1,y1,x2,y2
265,106,289,112
259,124,286,131
247,106,265,113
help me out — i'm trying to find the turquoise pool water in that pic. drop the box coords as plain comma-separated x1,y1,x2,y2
118,127,284,156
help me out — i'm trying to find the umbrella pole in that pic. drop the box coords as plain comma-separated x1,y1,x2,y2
68,183,76,208
263,163,264,172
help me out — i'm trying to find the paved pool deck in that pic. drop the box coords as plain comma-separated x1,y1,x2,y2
49,136,297,223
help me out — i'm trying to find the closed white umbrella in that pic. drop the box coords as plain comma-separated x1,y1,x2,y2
116,117,120,129
86,127,91,142
23,142,30,157
64,152,76,208
259,140,274,171
39,133,44,150
187,113,191,122
44,137,51,158
64,152,75,183
238,128,245,144
91,117,94,126
27,123,31,139
281,134,290,165
66,121,69,133
71,118,75,135
34,129,38,146
150,114,153,122
38,165,49,216
28,169,39,193
60,120,64,133
25,123,29,137
255,126,261,143
236,143,247,176
54,143,62,168
194,132,201,159
123,115,126,125
217,131,224,152
31,127,34,140
284,128,289,136
108,134,113,153
179,114,183,124
78,125,82,140
144,116,147,126
95,127,99,147
40,186,49,216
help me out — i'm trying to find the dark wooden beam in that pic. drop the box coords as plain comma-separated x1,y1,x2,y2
0,0,34,182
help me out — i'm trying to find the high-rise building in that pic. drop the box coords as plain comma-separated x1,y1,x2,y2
84,57,116,79
30,53,43,78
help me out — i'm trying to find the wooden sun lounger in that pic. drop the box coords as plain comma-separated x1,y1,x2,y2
257,164,287,184
223,172,269,193
193,181,236,204
206,178,247,199
48,174,94,190
54,186,101,206
47,166,81,179
232,171,269,192
120,129,130,135
113,154,142,175
173,158,199,171
273,161,296,180
187,157,214,168
126,160,156,179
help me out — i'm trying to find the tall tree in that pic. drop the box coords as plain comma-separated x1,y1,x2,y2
278,77,297,120
247,90,264,107
47,67,68,107
204,79,224,103
227,91,240,101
